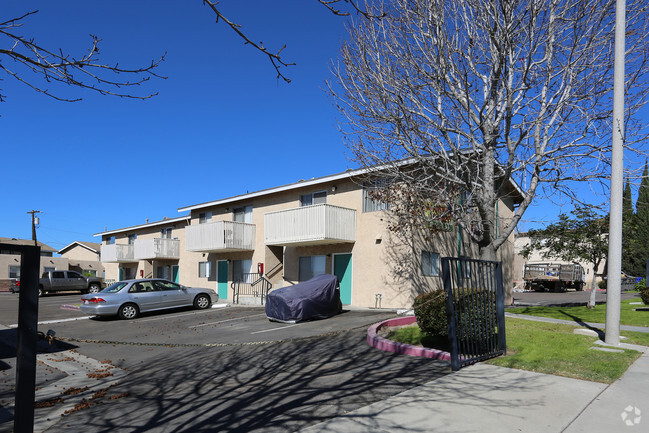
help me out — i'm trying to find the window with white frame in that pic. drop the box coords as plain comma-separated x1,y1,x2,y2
232,259,253,282
199,212,212,224
421,251,440,277
300,191,327,207
9,266,20,279
157,266,170,279
363,179,390,212
299,255,326,281
161,228,173,239
128,234,137,245
198,261,211,278
106,236,115,245
123,267,136,280
233,205,253,223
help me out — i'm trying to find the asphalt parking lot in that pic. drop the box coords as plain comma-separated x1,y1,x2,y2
3,292,447,433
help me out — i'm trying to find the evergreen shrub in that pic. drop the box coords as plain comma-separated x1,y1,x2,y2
413,290,448,337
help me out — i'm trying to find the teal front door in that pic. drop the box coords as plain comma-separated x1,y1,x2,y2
217,261,229,300
172,265,179,283
333,253,352,304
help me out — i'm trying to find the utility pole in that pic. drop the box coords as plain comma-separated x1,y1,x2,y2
605,0,626,346
27,210,41,247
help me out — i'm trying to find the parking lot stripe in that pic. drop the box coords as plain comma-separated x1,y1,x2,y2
189,313,266,328
250,324,299,334
8,316,90,328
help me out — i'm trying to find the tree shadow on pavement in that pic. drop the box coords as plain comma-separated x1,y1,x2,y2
46,327,451,432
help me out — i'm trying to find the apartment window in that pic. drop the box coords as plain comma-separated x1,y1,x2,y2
9,266,20,279
300,191,327,207
128,234,137,245
233,259,252,282
299,255,326,281
157,266,170,279
106,236,115,245
122,267,136,280
363,179,390,212
233,205,253,223
161,228,172,239
198,262,211,278
199,212,212,224
421,251,440,277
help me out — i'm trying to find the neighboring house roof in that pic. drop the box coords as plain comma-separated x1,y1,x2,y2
58,241,102,255
177,160,526,213
0,237,57,253
93,216,190,237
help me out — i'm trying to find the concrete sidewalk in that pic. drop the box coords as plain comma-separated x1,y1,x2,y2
302,348,648,432
302,336,648,433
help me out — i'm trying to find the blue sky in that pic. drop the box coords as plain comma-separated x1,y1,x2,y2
0,0,639,251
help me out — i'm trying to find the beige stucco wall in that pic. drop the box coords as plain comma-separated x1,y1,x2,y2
0,254,70,278
60,245,100,262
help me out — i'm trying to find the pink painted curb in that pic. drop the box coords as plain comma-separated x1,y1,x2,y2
367,315,451,361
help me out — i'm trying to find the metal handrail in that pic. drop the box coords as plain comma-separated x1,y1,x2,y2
231,273,272,305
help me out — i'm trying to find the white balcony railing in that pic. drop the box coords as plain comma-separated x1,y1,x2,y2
185,220,255,252
134,238,180,260
101,244,135,263
264,204,356,246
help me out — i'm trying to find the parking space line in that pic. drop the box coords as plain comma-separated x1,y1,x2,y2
137,309,215,323
189,313,267,328
8,316,90,328
250,324,299,334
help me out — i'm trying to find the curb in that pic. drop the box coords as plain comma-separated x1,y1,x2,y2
366,315,451,361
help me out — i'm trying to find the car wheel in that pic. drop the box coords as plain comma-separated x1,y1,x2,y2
88,283,101,294
194,294,211,310
118,303,139,320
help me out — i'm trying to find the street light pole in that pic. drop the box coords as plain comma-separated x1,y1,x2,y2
605,0,626,346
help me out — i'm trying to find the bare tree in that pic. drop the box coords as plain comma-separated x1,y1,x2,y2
0,10,166,103
330,0,649,261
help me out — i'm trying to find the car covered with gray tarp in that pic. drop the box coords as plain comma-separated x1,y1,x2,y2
265,274,342,324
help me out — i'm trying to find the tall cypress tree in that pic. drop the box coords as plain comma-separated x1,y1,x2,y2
622,178,636,274
634,161,649,276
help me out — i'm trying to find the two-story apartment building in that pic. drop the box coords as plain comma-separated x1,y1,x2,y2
98,216,189,284
96,166,522,308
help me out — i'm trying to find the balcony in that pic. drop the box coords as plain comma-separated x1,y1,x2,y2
134,238,180,260
185,221,255,252
264,204,356,246
101,244,135,263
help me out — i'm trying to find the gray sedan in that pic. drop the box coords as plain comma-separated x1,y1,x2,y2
80,279,218,319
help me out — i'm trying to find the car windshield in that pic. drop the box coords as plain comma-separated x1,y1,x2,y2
103,282,129,293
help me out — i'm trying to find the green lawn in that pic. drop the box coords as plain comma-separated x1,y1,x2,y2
507,297,649,327
385,318,644,384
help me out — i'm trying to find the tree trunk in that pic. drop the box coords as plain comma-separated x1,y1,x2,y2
587,266,598,308
480,244,498,262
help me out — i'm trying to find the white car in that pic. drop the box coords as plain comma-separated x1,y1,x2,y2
80,279,218,319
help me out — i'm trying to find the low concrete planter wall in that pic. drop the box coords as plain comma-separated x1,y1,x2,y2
367,315,451,361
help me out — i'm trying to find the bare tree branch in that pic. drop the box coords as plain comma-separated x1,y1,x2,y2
201,0,383,84
0,9,166,103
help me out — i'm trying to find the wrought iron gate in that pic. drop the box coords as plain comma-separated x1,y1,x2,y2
441,257,506,371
